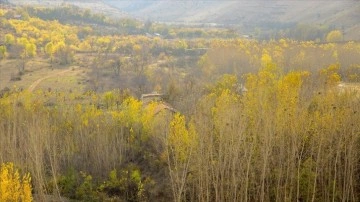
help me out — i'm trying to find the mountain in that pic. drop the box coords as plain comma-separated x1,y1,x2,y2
8,0,360,40
104,0,360,39
8,0,129,18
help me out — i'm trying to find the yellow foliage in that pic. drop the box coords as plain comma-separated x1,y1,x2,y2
279,38,288,48
0,9,6,17
332,50,338,60
211,74,238,95
0,162,32,202
244,68,309,130
103,91,115,108
326,30,343,42
119,97,142,127
45,42,55,56
78,41,92,51
277,71,309,108
275,71,309,130
133,44,142,54
320,63,341,86
211,89,240,136
141,102,157,133
80,105,103,127
261,52,273,68
5,34,15,45
168,113,196,162
17,37,36,58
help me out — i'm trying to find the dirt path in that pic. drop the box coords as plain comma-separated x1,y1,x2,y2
28,68,74,92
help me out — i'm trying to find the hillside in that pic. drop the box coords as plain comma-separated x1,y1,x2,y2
105,0,359,24
7,0,129,18
7,0,360,40
1,2,360,202
105,0,360,40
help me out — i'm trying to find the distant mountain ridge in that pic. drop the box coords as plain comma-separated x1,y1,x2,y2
105,0,360,40
8,0,129,18
8,0,360,40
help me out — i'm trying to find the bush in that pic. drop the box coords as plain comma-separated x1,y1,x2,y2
99,166,145,202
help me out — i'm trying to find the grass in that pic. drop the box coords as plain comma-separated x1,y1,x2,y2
0,57,90,92
36,69,88,92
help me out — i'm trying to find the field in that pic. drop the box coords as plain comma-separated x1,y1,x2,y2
0,4,360,202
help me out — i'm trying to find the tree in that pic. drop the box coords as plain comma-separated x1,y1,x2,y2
96,36,112,56
4,33,15,47
45,42,55,63
78,41,91,52
54,42,73,65
0,45,5,90
166,113,197,202
0,45,6,60
0,8,6,17
26,43,36,57
17,37,36,72
326,30,343,42
0,162,32,202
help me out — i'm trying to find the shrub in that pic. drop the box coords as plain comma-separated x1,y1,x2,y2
100,166,145,202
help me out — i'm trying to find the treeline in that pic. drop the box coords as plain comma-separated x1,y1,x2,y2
26,5,109,25
1,6,239,39
253,22,335,41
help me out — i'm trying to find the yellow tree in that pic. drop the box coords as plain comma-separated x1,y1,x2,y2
326,30,343,42
54,41,73,65
166,113,197,202
78,40,92,52
96,36,112,56
4,34,15,47
0,45,6,60
0,8,6,17
45,42,55,64
191,74,245,201
17,37,36,72
0,162,32,202
320,63,341,89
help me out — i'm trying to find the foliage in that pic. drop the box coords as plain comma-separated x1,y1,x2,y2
320,63,342,86
0,45,6,59
326,30,343,42
167,113,196,162
57,168,78,199
0,4,359,202
0,9,6,17
0,162,32,202
75,172,98,201
26,6,111,26
0,66,359,201
4,33,15,46
99,167,145,202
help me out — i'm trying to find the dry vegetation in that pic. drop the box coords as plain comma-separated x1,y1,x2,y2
0,5,360,202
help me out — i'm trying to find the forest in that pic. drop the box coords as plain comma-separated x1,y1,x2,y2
0,4,360,202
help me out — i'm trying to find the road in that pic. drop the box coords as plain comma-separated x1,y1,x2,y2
28,68,74,92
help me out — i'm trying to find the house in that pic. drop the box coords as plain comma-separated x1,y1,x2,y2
141,92,164,104
13,14,22,19
141,92,177,115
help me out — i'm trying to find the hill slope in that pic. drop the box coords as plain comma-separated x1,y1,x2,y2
7,0,128,18
104,1,359,24
105,0,360,39
7,0,360,40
